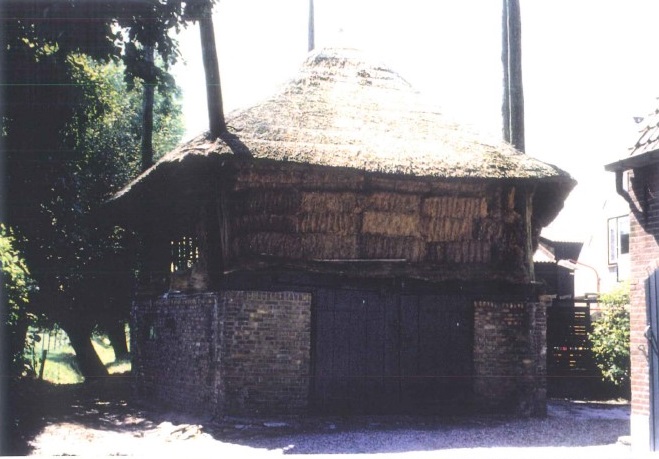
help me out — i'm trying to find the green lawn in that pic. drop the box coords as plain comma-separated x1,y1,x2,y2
27,327,131,384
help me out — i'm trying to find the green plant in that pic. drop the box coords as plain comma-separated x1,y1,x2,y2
0,224,39,377
589,283,630,387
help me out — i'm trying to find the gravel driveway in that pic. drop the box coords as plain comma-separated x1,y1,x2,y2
11,378,631,457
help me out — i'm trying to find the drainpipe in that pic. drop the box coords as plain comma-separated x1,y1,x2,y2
614,169,643,221
557,258,601,297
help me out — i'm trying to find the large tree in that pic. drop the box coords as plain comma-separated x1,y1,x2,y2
1,1,186,377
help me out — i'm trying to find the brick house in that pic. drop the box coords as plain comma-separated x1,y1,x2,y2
110,48,575,418
605,105,659,453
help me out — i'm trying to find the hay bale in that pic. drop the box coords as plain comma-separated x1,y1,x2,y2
422,196,487,219
362,192,420,213
423,217,473,242
301,234,358,259
232,189,301,215
297,212,359,235
233,232,358,260
359,235,425,262
300,192,358,213
300,167,365,191
362,211,421,237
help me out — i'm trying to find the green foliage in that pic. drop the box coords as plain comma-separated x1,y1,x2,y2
1,224,39,376
3,0,186,376
589,283,630,387
25,53,183,325
1,225,31,319
4,49,183,374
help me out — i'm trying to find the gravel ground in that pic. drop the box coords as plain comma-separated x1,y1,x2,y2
12,379,632,457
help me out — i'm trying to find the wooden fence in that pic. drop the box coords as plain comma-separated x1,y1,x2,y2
546,300,600,398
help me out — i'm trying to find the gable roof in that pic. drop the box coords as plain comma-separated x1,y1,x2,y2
111,48,574,222
605,100,659,171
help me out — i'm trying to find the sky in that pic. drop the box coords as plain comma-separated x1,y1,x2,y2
171,0,659,241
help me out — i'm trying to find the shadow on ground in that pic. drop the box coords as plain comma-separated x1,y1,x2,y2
4,376,631,456
4,375,153,455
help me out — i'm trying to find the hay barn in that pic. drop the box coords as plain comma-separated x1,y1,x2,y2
110,48,575,417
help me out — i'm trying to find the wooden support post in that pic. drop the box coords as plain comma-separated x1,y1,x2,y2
524,185,536,282
199,4,226,138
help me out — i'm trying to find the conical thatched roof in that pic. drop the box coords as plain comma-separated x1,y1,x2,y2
112,48,574,220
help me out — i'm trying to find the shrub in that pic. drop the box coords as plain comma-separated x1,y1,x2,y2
589,283,630,388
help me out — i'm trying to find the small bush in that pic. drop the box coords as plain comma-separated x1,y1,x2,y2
589,283,630,389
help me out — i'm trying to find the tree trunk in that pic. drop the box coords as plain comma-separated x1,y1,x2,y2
61,321,108,379
501,0,525,152
141,45,155,171
198,4,226,138
106,320,129,361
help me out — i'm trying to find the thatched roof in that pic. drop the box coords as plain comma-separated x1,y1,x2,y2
112,48,574,209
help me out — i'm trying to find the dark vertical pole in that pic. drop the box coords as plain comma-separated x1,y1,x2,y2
308,0,315,52
648,270,659,451
141,45,155,171
501,0,511,146
199,2,226,138
502,0,525,152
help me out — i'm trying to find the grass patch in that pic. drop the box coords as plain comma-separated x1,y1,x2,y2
27,327,131,384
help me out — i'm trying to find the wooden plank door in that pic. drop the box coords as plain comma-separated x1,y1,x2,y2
648,269,659,451
311,288,472,414
400,294,472,413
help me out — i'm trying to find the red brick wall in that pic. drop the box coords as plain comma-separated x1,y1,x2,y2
473,296,549,416
131,294,219,415
628,164,659,417
132,291,311,417
220,291,312,415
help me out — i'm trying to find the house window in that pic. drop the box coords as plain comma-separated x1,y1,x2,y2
170,236,199,272
608,215,629,265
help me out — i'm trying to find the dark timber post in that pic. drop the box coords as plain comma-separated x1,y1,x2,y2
308,0,315,52
141,45,155,171
502,0,525,152
199,1,226,138
648,270,659,450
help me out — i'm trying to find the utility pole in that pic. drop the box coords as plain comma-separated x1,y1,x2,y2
308,0,315,52
198,1,226,138
502,0,525,152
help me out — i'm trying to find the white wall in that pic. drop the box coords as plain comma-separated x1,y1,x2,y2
575,191,630,298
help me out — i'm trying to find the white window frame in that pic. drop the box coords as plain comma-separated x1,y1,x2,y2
608,215,629,265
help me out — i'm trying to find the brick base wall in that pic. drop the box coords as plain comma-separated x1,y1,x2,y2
132,291,311,417
132,287,546,417
220,291,311,415
131,294,219,415
473,297,548,416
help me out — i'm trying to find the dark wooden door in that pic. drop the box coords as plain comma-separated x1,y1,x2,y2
311,288,472,414
648,269,659,451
